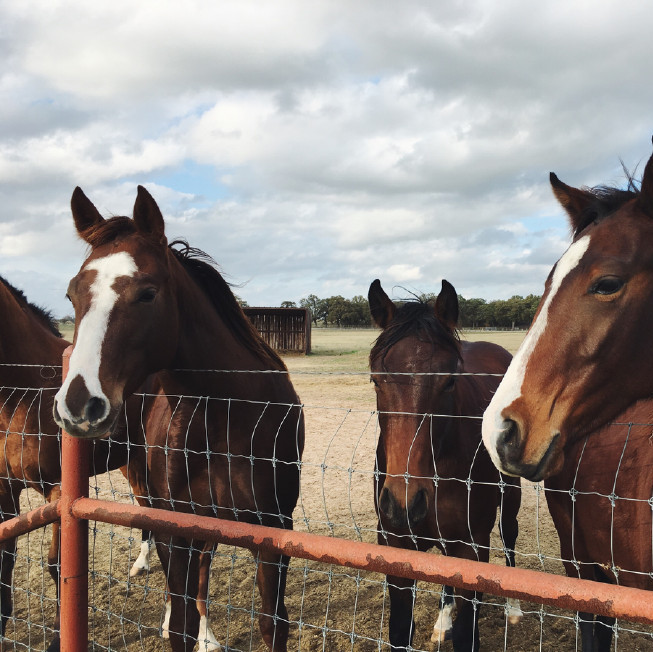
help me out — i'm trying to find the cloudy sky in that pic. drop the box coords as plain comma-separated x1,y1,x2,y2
1,0,652,317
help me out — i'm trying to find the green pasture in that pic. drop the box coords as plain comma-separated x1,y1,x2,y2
286,328,526,374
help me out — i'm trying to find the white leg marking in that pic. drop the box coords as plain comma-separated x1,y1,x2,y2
130,539,153,577
431,601,456,643
481,236,591,468
506,597,523,624
55,252,137,425
162,598,171,639
197,615,222,651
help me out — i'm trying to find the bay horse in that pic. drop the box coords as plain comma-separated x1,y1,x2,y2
0,275,67,650
53,186,305,652
0,276,144,651
482,140,653,650
369,279,521,652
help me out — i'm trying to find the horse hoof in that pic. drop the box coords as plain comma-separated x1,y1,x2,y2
506,598,524,625
430,627,451,643
198,615,222,651
431,601,456,643
129,565,146,578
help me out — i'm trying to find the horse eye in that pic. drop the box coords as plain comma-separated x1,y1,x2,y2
589,276,624,296
137,288,157,303
371,377,380,388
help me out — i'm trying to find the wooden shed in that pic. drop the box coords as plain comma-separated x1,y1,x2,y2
243,307,312,354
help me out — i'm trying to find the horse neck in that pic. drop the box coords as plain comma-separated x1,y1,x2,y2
0,283,66,388
166,272,284,397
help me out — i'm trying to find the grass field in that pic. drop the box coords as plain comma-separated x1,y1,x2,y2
286,327,526,375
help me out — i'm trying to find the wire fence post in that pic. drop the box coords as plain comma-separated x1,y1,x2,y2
59,345,90,652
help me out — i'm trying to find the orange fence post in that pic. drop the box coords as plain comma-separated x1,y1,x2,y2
59,345,90,652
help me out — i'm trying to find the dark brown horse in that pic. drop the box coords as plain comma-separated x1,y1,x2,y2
53,186,305,652
482,141,653,651
369,279,521,652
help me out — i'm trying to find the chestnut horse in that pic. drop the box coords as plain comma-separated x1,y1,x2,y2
53,186,304,652
482,140,653,650
545,399,653,651
369,279,521,652
483,142,653,479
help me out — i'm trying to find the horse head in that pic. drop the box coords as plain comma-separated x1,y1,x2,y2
482,142,653,480
54,186,179,438
369,278,461,531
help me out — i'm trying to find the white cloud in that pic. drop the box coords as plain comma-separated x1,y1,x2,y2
0,0,652,316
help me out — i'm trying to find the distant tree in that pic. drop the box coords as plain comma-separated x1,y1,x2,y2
342,295,371,326
281,300,297,308
299,295,321,325
234,295,249,307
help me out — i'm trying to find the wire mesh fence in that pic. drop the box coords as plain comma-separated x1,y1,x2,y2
1,365,653,650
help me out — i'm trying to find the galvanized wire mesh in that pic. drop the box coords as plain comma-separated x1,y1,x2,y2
1,366,653,650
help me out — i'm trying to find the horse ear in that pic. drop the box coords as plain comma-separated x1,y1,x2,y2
71,187,105,241
368,279,395,329
637,144,653,218
550,172,595,233
133,185,166,244
435,279,459,329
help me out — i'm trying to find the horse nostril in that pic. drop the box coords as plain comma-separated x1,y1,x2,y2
408,488,428,527
500,419,520,448
85,397,107,424
379,487,396,522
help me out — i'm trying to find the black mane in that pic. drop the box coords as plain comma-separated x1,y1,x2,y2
573,168,640,236
170,240,286,371
0,275,61,337
370,300,461,369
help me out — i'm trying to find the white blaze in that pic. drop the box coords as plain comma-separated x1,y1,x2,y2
55,252,137,424
481,236,591,469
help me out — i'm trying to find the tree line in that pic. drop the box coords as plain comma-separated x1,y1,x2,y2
277,293,542,330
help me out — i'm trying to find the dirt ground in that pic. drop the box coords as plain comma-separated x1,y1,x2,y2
5,330,653,651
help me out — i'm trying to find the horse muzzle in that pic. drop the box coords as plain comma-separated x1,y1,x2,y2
53,393,117,439
493,418,562,481
378,482,429,531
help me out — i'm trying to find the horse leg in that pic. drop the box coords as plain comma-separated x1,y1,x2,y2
450,587,481,652
578,613,596,652
129,530,154,577
431,585,456,643
162,544,220,650
0,485,21,644
45,485,61,652
387,574,416,651
593,615,615,652
498,479,523,625
586,566,615,652
154,533,202,652
447,542,483,652
196,544,220,651
254,550,290,651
